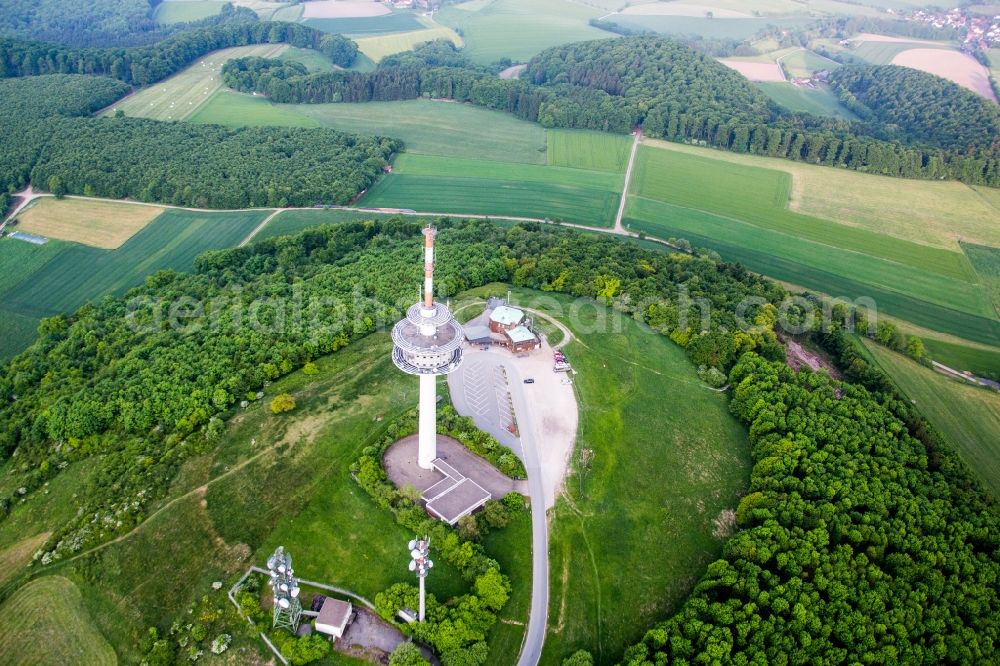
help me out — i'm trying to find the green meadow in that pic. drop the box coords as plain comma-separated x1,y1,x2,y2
756,82,857,119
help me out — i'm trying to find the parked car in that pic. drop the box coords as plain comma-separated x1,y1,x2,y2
523,378,535,384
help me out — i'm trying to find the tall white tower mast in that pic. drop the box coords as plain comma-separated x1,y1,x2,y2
391,226,464,469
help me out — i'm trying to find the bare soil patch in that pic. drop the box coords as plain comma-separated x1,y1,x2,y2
302,0,390,18
786,340,841,378
720,59,785,81
891,48,998,102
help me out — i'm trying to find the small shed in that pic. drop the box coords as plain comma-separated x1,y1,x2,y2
315,598,353,640
505,326,540,353
489,305,525,332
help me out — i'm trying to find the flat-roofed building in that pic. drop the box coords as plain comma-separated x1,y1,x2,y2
489,305,525,333
505,325,540,353
315,598,353,640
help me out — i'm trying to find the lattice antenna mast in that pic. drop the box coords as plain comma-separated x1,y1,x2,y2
408,536,433,622
267,546,302,632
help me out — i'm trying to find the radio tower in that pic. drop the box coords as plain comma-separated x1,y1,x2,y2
391,226,464,469
266,546,302,632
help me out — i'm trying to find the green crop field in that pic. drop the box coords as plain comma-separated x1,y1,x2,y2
642,139,1000,250
437,0,612,64
0,576,115,665
303,13,425,35
0,209,268,320
630,146,976,282
863,339,1000,497
849,39,955,64
611,15,814,40
355,24,463,62
624,197,1000,345
189,90,321,127
922,337,1000,379
0,308,41,362
360,173,620,227
0,236,69,293
108,43,289,121
756,82,857,119
154,0,226,24
547,129,633,172
963,241,1000,315
453,288,750,665
11,333,530,661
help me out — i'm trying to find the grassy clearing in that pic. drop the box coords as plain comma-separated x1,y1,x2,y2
0,209,267,318
107,43,288,121
437,0,611,64
0,532,49,587
0,577,116,665
304,13,425,35
778,48,841,78
862,338,1000,497
190,89,320,127
279,45,337,72
482,510,532,666
624,197,999,344
756,82,857,119
16,197,165,249
355,24,463,62
485,290,751,665
295,99,548,163
154,0,226,24
33,333,527,661
631,146,975,282
547,129,633,173
361,173,620,226
640,139,1000,251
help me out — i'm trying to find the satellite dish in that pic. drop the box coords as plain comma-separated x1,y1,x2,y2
278,565,286,573
408,560,417,572
411,549,422,559
428,560,434,568
408,540,417,550
279,598,290,609
291,587,300,598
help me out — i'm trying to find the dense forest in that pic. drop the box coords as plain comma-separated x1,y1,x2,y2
0,219,784,562
0,20,358,84
622,339,999,664
0,0,258,47
828,64,1000,152
221,38,1000,187
0,75,397,208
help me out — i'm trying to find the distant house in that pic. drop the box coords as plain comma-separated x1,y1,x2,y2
489,305,525,332
314,598,353,640
464,324,493,345
505,325,540,353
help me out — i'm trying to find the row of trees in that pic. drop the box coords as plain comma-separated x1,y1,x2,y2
0,0,261,48
0,74,396,209
0,21,358,84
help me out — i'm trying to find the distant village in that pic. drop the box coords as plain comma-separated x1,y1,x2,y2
892,6,1000,50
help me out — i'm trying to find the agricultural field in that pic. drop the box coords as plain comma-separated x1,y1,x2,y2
15,196,165,249
278,45,338,72
777,48,841,78
921,337,1000,380
862,339,1000,497
303,12,425,36
891,48,998,101
0,577,116,665
640,139,1000,251
107,43,289,121
608,14,814,40
755,81,857,119
720,59,786,81
0,333,530,661
547,129,633,172
843,34,954,65
355,23,463,62
154,0,226,24
963,241,1000,315
0,209,268,320
436,0,612,64
624,144,1000,345
456,288,750,664
188,89,321,127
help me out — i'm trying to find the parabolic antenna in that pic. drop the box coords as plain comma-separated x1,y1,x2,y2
291,587,300,598
409,560,417,571
278,565,286,573
428,560,434,568
408,540,417,550
280,583,288,592
411,549,422,559
279,598,290,609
